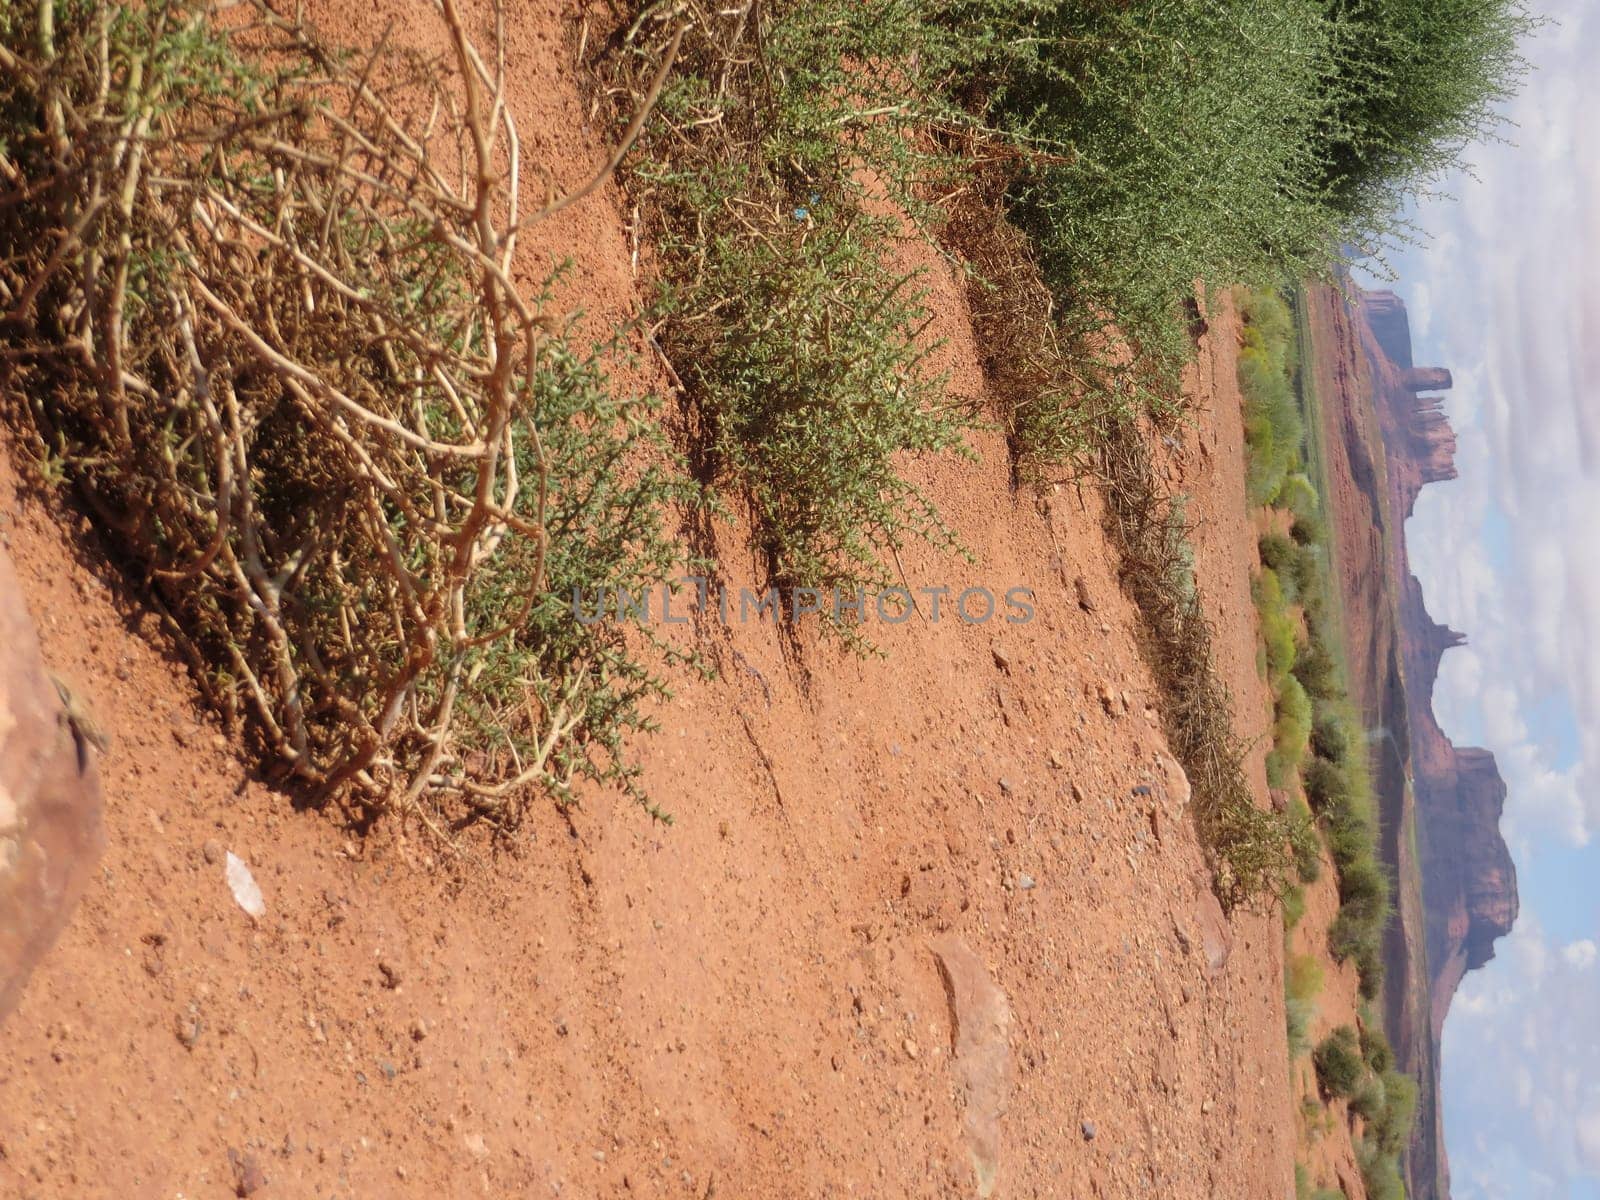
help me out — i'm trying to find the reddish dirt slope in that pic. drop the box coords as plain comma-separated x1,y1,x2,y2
0,6,1296,1197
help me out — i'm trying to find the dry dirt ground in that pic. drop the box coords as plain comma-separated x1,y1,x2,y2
0,4,1309,1197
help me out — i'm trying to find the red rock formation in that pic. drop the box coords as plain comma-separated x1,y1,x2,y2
1391,394,1460,516
1363,290,1415,368
1403,366,1455,393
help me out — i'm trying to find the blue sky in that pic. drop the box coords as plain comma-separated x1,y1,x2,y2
1356,3,1600,1195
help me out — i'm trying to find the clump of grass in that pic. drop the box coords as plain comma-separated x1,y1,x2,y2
1285,952,1324,1059
0,0,697,824
1283,885,1308,931
1358,1136,1408,1200
1239,290,1307,505
1314,1019,1417,1190
1099,407,1293,905
1295,1162,1347,1200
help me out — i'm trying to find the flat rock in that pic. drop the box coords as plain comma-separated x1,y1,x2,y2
1190,877,1233,977
932,934,1012,1199
0,546,105,1025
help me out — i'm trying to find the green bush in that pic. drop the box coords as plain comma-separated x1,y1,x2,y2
1312,712,1352,765
1291,543,1324,604
1268,675,1314,789
1314,1026,1365,1098
1255,570,1299,684
1279,474,1322,527
1304,755,1348,813
957,2,1342,384
1292,510,1330,547
1358,1137,1407,1200
1289,793,1324,884
1288,953,1326,1003
1313,0,1537,223
1295,637,1341,701
1350,1075,1387,1121
1373,1070,1419,1155
669,217,967,604
1284,885,1308,931
1287,995,1314,1059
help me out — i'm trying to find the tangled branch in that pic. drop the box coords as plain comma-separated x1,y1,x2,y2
0,0,685,825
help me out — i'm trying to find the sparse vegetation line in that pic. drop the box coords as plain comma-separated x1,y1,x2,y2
1240,286,1416,1199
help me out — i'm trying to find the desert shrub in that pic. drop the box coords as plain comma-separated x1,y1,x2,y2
1314,1026,1365,1098
1304,756,1348,814
1289,794,1323,884
950,2,1344,387
1279,474,1322,527
1295,636,1341,701
1296,1165,1348,1200
1350,1075,1387,1121
1285,949,1321,1056
1288,953,1326,1004
1261,532,1300,576
616,3,972,625
1237,289,1306,506
1338,856,1392,926
1284,885,1308,931
663,215,967,603
1269,675,1314,788
1362,1025,1396,1074
1291,543,1324,603
1358,1138,1407,1200
932,0,1535,408
1372,1070,1419,1155
1287,994,1314,1060
1242,355,1305,505
1314,0,1537,223
1255,570,1299,683
1357,947,1387,1000
1312,712,1352,765
1330,907,1388,983
0,0,698,821
1291,509,1330,548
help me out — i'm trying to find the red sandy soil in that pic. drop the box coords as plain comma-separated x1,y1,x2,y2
0,5,1311,1197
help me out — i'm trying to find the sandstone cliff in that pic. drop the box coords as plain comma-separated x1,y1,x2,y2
1364,289,1415,368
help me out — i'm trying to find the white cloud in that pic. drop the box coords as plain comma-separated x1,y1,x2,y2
1562,940,1597,970
1578,1110,1600,1173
